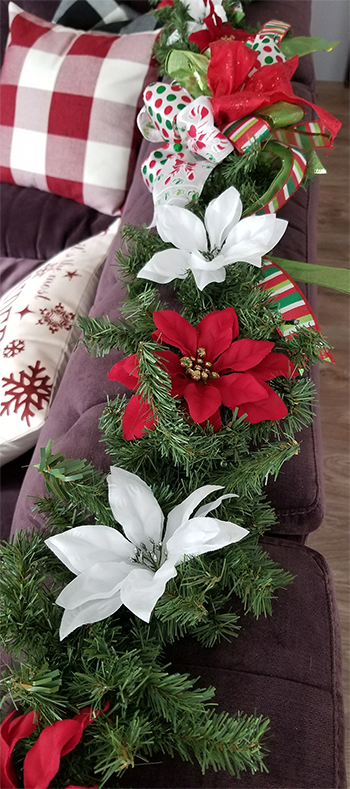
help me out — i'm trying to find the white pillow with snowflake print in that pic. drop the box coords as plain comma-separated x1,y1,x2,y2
0,219,120,466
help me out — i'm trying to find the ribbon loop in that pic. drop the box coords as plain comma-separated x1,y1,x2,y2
137,81,233,211
260,258,335,363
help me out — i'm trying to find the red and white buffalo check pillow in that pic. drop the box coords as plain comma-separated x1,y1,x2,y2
0,3,158,214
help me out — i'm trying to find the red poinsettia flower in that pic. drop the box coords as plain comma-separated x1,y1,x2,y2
207,39,340,141
152,308,295,428
188,1,245,51
0,706,107,789
108,308,296,439
108,353,157,440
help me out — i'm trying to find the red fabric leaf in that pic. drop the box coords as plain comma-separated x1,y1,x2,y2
122,394,156,440
153,310,197,356
207,40,258,97
1,710,38,789
183,380,222,422
237,382,288,422
251,351,296,381
215,372,268,409
214,339,274,373
196,308,239,361
108,353,139,388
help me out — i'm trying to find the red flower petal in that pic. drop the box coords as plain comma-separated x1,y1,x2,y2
108,353,139,388
199,407,222,432
196,308,239,361
215,372,268,409
23,711,94,789
237,382,288,423
188,29,212,51
122,394,156,440
214,339,274,373
251,351,297,381
183,381,222,422
153,310,197,356
1,711,38,789
189,14,237,52
156,348,183,376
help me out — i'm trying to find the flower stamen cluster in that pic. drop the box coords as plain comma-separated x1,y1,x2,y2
180,347,220,382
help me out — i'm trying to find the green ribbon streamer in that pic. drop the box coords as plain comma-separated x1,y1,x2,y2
308,150,327,176
256,101,304,129
165,50,210,97
242,141,292,216
280,36,339,59
269,257,350,294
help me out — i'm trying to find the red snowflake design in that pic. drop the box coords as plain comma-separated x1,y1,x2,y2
3,339,25,358
37,303,75,334
1,360,52,425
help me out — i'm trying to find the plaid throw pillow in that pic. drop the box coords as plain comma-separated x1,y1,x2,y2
52,0,139,33
0,3,158,214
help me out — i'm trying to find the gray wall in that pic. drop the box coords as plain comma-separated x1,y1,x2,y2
311,0,349,81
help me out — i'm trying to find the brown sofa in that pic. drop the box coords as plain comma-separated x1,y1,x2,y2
0,1,347,786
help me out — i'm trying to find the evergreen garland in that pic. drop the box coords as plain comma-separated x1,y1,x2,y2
0,2,341,787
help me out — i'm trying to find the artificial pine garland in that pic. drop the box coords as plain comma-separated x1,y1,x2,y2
0,1,342,786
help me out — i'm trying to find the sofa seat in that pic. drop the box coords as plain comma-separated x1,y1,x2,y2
118,539,346,789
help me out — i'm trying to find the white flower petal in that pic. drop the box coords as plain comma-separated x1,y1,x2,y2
45,525,134,576
223,215,288,265
165,484,223,542
192,263,226,291
205,186,242,250
195,492,238,517
190,251,226,272
108,467,164,549
56,561,133,609
260,216,288,253
120,564,176,622
137,248,189,284
156,205,208,253
166,516,248,565
59,593,123,640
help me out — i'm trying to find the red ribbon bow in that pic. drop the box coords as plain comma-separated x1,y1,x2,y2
207,40,341,145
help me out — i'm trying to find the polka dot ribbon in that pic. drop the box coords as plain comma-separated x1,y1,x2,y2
137,81,233,210
245,19,290,69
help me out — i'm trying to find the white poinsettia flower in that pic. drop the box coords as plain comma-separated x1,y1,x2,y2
137,186,288,291
45,467,248,639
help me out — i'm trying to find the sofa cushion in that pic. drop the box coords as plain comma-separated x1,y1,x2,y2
117,539,346,788
0,2,158,214
0,219,120,466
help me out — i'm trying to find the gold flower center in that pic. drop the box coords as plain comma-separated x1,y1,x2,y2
179,348,220,383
